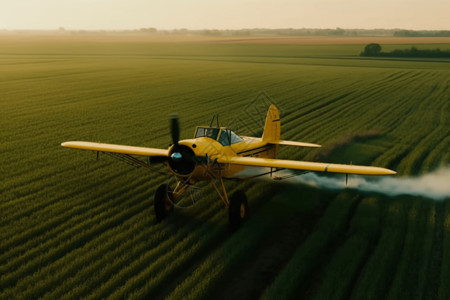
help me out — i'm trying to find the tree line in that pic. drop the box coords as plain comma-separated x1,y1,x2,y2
3,28,450,38
361,43,450,58
394,30,450,37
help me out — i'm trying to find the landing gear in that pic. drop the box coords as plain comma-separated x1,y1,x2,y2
154,178,249,233
154,184,174,222
228,190,249,233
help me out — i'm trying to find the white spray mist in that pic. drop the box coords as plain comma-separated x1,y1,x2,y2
289,166,450,201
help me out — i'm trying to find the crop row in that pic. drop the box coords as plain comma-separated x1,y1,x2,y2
262,191,361,299
386,198,435,299
314,196,383,299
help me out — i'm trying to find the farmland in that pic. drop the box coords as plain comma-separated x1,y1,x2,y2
1,35,449,299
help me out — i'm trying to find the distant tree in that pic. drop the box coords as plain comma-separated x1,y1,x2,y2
361,43,382,56
139,27,157,34
331,27,345,36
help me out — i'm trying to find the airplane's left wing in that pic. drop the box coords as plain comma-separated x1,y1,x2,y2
62,141,169,157
221,156,396,176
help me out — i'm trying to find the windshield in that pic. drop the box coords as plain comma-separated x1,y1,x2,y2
218,129,243,146
195,127,243,146
195,127,220,140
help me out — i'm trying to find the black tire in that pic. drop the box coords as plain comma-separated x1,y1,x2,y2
228,190,249,233
154,184,174,222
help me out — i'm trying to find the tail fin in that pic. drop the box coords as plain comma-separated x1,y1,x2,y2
262,104,280,143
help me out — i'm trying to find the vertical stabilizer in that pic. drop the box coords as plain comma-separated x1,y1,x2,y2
261,105,280,158
262,104,280,142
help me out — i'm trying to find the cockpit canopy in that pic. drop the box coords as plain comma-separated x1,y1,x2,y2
195,127,243,146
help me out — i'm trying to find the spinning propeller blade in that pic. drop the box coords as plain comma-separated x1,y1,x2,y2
170,114,180,145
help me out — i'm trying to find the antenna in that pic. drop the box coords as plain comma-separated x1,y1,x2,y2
209,114,220,127
209,114,216,127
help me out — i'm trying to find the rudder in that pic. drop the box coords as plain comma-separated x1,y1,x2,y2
262,104,280,143
261,105,280,158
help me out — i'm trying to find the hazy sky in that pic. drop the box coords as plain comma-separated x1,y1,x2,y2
0,0,449,30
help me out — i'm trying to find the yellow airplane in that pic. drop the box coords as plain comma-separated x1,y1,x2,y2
62,105,396,232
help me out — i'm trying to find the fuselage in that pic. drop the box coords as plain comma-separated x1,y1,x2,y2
167,127,277,182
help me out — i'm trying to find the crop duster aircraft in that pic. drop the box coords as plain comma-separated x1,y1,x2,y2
62,105,396,232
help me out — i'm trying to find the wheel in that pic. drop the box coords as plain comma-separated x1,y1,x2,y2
154,184,174,222
228,190,249,233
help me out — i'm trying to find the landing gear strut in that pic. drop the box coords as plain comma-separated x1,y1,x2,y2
210,178,249,232
154,179,249,233
228,190,249,233
154,184,174,222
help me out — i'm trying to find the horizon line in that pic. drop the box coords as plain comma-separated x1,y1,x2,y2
1,27,449,32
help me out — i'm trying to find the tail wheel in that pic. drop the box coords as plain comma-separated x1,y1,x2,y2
154,184,174,222
228,190,249,233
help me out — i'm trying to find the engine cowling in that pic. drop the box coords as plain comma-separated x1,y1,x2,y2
168,144,196,175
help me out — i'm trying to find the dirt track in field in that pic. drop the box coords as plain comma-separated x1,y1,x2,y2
1,34,449,45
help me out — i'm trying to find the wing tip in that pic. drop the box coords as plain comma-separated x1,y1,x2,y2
386,169,397,175
371,167,396,175
61,141,82,148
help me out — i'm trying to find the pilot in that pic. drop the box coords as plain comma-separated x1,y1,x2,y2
205,128,213,137
205,128,219,139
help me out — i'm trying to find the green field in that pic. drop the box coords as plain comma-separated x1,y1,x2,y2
1,35,450,299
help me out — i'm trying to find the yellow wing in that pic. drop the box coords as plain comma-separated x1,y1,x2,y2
61,141,169,157
223,156,396,176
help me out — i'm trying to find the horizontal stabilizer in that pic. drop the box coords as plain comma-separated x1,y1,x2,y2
242,136,321,148
271,140,321,148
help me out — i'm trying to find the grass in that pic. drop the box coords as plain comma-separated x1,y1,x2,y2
1,35,449,299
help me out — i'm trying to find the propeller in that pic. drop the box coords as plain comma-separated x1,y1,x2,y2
167,114,205,175
170,114,180,146
168,114,194,174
